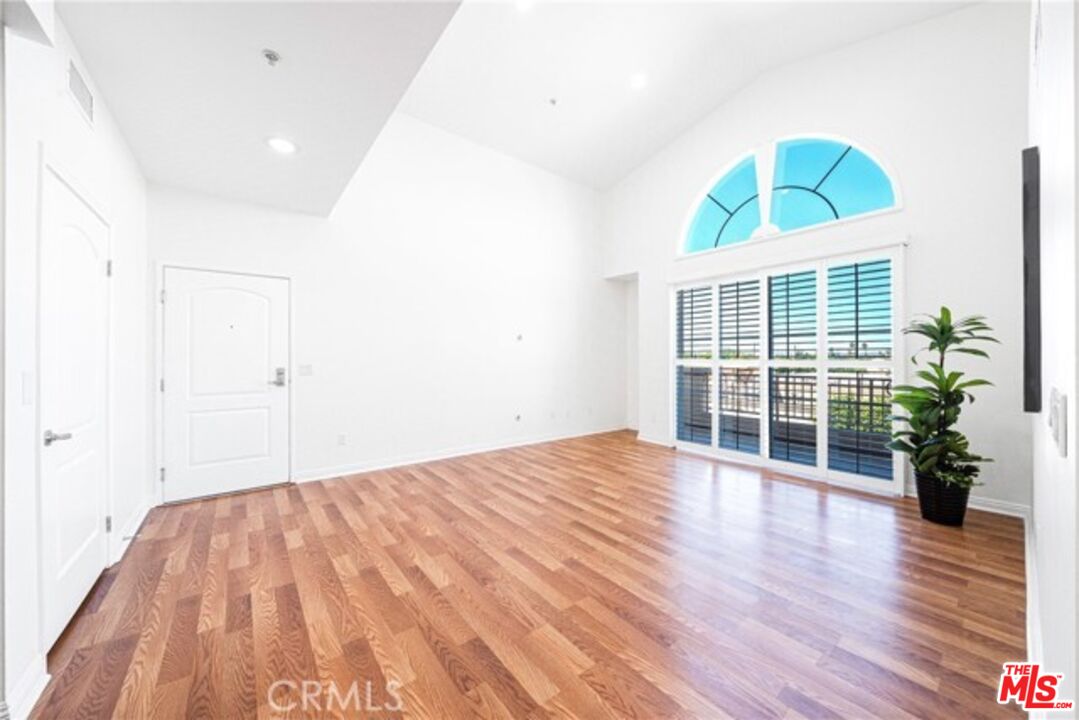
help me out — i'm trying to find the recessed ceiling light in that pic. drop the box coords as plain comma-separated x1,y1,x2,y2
266,136,297,155
629,73,648,91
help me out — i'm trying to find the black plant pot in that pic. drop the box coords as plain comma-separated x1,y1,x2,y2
916,472,971,527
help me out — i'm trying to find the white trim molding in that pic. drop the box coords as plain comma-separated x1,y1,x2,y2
7,654,49,720
967,495,1033,519
1014,508,1044,720
108,503,151,566
293,426,629,484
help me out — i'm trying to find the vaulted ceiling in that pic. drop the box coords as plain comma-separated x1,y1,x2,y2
60,1,967,213
400,1,967,189
60,1,459,214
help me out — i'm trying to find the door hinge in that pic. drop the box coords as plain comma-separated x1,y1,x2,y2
160,289,166,304
160,467,165,483
106,259,113,277
105,515,112,532
160,378,165,392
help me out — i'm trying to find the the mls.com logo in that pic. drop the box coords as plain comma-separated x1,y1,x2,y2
998,663,1073,711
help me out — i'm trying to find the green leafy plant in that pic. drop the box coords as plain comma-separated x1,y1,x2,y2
887,307,997,488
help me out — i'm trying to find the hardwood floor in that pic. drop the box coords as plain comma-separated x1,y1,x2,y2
31,431,1026,719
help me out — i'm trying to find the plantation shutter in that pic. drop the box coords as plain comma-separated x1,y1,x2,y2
718,368,760,453
769,368,817,465
676,367,712,445
828,369,893,479
769,271,817,360
719,280,760,359
677,287,713,359
827,259,892,359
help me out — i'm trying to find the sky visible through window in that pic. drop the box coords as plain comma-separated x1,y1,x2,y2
685,156,759,253
684,138,895,254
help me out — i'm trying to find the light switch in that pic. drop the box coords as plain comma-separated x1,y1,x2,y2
297,364,313,377
1049,387,1068,458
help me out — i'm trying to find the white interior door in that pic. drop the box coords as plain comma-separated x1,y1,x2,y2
39,170,110,649
163,268,289,502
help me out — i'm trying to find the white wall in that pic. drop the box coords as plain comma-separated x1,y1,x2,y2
4,20,151,718
623,276,639,430
1027,0,1077,703
149,113,626,484
602,3,1031,510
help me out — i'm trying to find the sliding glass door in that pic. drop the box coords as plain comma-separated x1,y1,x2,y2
672,248,903,493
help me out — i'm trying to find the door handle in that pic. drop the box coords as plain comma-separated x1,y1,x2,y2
44,429,73,446
269,367,287,387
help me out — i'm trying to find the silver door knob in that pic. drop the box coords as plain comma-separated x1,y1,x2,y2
44,429,73,446
269,367,287,386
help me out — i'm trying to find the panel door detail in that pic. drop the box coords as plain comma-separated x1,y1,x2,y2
163,268,289,502
39,170,110,649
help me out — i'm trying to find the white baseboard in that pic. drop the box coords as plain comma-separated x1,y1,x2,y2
292,425,629,484
7,654,49,720
902,479,1033,520
634,433,673,448
109,503,151,565
1024,513,1043,664
1023,511,1046,720
966,495,1032,519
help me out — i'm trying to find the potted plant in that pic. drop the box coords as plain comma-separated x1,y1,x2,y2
888,307,997,526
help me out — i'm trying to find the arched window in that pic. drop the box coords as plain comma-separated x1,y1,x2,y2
685,155,759,253
683,137,896,255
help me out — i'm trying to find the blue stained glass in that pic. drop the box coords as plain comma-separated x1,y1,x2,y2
818,148,895,218
685,200,726,253
684,156,760,253
773,138,846,188
711,155,757,209
770,187,834,231
683,138,896,255
770,138,895,233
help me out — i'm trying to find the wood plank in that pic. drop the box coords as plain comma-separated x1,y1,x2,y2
31,431,1025,719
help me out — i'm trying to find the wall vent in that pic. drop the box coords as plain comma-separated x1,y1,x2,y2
68,61,94,122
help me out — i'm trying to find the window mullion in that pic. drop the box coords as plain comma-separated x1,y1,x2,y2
712,282,720,449
759,274,770,461
816,261,828,474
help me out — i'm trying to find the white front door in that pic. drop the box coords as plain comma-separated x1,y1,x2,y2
163,268,290,502
39,169,110,649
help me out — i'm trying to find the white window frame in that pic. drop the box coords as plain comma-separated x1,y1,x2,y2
671,245,906,497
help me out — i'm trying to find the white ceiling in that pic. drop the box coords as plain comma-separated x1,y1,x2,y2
400,1,967,189
60,1,459,215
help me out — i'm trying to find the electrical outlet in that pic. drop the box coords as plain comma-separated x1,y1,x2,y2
337,433,347,446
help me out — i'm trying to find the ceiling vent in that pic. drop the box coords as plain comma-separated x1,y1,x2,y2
67,61,94,123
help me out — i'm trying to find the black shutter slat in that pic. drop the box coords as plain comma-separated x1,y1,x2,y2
677,287,713,359
828,369,893,479
769,368,817,466
827,259,892,359
719,279,760,359
719,368,760,453
676,367,712,445
769,271,817,360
